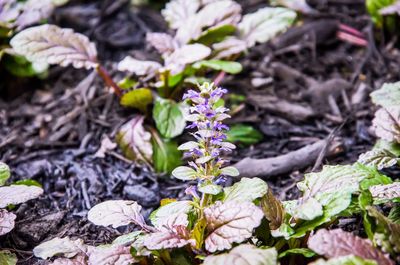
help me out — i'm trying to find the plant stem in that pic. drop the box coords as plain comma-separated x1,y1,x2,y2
96,65,123,97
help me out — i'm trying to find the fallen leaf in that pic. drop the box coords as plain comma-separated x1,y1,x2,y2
10,24,98,69
116,116,153,164
260,189,285,230
204,201,264,252
94,135,117,158
372,107,400,144
203,244,278,265
88,200,146,229
33,237,86,260
308,229,393,265
117,56,162,76
0,185,43,208
238,7,296,48
0,209,16,236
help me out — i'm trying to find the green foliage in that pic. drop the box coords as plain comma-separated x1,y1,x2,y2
120,88,153,113
0,162,10,186
153,98,186,139
195,24,236,46
226,124,263,145
366,0,396,28
0,251,17,265
152,136,182,174
192,60,242,74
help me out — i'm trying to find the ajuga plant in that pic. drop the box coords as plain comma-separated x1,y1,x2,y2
9,0,296,174
0,0,68,77
31,83,397,265
0,162,44,264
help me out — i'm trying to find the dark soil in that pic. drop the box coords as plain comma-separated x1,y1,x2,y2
1,0,400,264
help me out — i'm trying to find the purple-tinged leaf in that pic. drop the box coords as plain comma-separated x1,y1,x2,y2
146,32,177,55
358,149,399,170
117,56,162,76
0,185,43,208
0,209,16,236
50,254,86,265
88,200,146,229
372,107,400,144
116,116,153,164
204,201,264,252
310,255,378,265
308,229,394,265
161,0,200,29
33,237,87,260
164,44,211,74
10,24,98,69
94,135,117,158
203,244,278,265
88,245,136,265
369,183,400,201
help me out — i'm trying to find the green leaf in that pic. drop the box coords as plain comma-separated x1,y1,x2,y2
226,124,263,145
199,183,222,195
152,136,182,174
388,204,400,224
13,179,42,187
172,166,197,180
220,166,239,177
112,231,143,246
150,201,193,228
311,255,377,265
195,24,236,46
370,82,400,108
366,0,396,28
374,139,400,156
120,88,153,113
359,191,375,240
293,198,323,220
357,163,393,191
191,218,207,249
223,177,268,202
153,98,186,139
117,77,137,90
278,248,316,259
3,54,48,77
192,60,242,74
0,250,17,265
0,162,10,186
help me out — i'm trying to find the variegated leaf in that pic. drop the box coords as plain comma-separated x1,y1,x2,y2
150,200,193,228
161,0,200,29
213,37,247,59
238,7,296,48
88,200,146,229
164,44,211,74
372,107,400,144
358,149,399,170
117,56,162,76
0,209,16,236
88,245,135,265
10,24,98,69
204,201,264,252
116,116,153,164
203,244,278,265
308,229,393,265
0,185,43,208
33,237,87,260
222,177,268,202
15,0,64,30
146,32,177,55
369,183,400,201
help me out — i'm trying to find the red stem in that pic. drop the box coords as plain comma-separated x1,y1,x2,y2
213,71,226,86
337,31,368,47
96,65,123,97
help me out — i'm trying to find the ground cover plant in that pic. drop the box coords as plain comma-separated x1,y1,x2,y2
1,0,400,265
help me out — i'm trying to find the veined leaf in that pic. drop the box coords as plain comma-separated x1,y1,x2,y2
369,183,400,202
146,32,177,55
203,244,278,265
222,177,268,203
310,255,378,265
112,231,143,246
213,37,248,59
120,88,153,113
10,24,98,69
116,116,153,164
192,60,242,74
372,107,400,144
388,205,400,224
152,134,182,174
33,237,86,260
164,44,211,74
49,254,87,265
367,206,400,253
358,149,399,170
117,56,162,76
153,98,186,139
172,166,197,180
270,0,316,14
261,189,285,230
374,139,400,156
371,82,400,108
204,201,264,252
149,200,193,228
0,162,10,186
220,166,240,177
0,250,17,265
88,245,135,265
0,209,16,236
238,7,296,48
87,200,146,229
161,0,200,29
308,229,393,265
0,185,43,208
